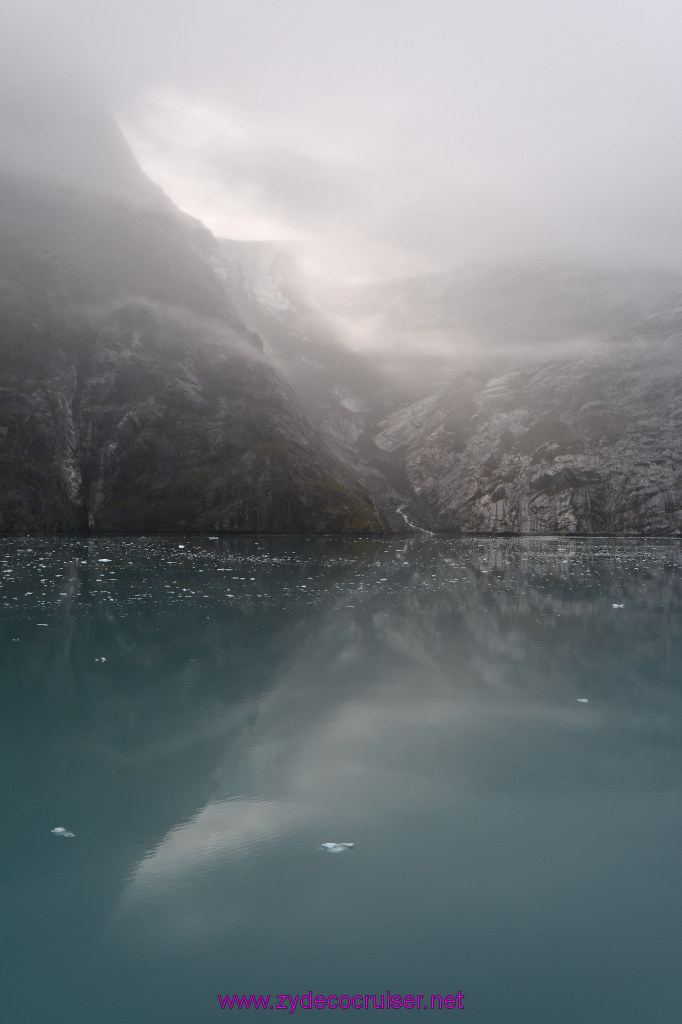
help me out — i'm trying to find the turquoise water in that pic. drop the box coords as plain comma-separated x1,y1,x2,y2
1,535,681,1022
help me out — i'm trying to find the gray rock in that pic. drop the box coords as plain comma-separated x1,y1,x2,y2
383,318,682,535
0,103,383,535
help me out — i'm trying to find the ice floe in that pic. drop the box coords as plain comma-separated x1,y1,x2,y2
321,842,354,853
51,827,76,837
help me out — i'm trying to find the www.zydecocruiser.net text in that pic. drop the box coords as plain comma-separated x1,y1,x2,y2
218,991,464,1012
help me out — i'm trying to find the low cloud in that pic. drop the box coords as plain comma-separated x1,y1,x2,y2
5,0,682,279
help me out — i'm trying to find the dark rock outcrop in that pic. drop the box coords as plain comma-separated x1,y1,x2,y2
0,99,383,533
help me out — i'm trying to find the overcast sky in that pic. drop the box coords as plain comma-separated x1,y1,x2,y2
4,0,682,279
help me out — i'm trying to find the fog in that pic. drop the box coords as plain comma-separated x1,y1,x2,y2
4,0,682,283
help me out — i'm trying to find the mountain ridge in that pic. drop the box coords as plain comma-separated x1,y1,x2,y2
0,100,385,533
2,96,682,534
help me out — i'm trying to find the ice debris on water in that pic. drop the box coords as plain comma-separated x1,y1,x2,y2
51,827,76,837
576,698,589,703
321,842,355,853
612,603,624,608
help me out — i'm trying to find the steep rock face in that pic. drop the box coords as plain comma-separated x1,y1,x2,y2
378,315,682,534
0,104,383,534
203,243,682,536
213,239,411,526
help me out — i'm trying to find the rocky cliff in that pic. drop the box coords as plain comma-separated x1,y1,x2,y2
217,242,682,536
0,99,383,534
377,313,682,534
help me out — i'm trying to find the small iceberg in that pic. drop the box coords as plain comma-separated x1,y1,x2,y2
51,826,76,838
576,698,589,703
321,842,354,853
612,603,624,609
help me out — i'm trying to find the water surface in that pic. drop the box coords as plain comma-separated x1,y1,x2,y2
1,536,681,1022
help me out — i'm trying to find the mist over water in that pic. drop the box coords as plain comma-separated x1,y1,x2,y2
2,536,681,1023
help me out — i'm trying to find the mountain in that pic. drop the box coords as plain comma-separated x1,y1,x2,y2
212,239,413,527
376,310,682,534
2,92,682,536
0,95,383,533
218,248,682,535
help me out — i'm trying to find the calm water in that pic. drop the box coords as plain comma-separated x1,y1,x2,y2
1,535,681,1023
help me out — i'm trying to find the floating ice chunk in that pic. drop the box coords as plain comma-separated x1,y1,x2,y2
178,545,185,549
98,558,112,563
51,827,76,837
612,603,624,609
94,657,107,662
576,698,589,703
321,842,354,853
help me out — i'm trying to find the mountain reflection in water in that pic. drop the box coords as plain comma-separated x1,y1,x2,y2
1,536,681,1023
